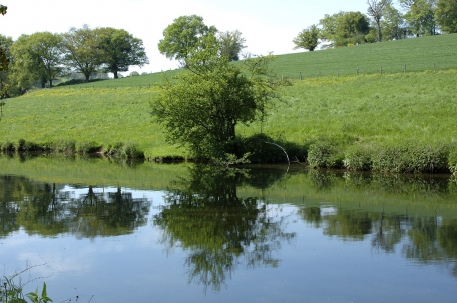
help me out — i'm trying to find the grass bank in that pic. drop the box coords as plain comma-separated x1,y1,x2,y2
1,35,457,173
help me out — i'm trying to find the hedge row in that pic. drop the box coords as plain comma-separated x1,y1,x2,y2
308,140,456,174
0,139,143,159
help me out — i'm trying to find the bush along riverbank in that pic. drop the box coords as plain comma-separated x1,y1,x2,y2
1,136,457,175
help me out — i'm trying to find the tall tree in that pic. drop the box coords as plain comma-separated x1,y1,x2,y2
367,0,393,41
97,27,149,79
381,5,409,39
400,0,438,36
0,35,12,100
0,5,8,103
61,25,105,81
218,30,246,61
320,11,371,47
10,32,62,89
151,35,287,160
337,11,371,46
293,24,320,51
158,15,217,68
319,12,345,47
435,0,457,33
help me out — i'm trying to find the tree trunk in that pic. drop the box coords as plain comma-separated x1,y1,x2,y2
114,71,119,79
376,19,382,42
85,73,90,82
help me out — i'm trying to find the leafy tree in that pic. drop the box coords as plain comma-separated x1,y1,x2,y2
0,35,11,100
151,35,287,160
366,0,393,41
97,27,149,79
10,32,63,89
158,15,217,67
293,24,320,51
400,0,438,36
336,11,371,46
0,4,6,15
218,30,246,61
435,0,457,33
61,25,105,81
319,12,345,47
320,11,371,47
381,5,409,39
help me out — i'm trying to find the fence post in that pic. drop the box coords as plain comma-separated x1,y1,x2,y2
357,67,359,76
434,63,436,72
337,70,339,77
380,66,382,75
404,65,406,74
300,72,302,80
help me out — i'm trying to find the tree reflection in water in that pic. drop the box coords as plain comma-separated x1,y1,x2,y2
153,165,296,292
0,176,151,238
297,170,457,278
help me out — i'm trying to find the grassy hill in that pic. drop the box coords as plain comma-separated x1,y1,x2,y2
1,34,457,172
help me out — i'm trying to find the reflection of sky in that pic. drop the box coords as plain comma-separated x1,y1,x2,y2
1,195,457,302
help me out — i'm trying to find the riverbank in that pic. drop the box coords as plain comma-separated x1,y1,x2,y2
2,69,457,173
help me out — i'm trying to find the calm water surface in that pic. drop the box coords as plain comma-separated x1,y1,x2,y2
1,156,457,302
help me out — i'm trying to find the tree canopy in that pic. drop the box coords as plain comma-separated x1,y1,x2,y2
435,0,457,33
10,32,63,88
61,25,106,82
0,4,6,15
151,35,287,160
366,0,393,42
293,24,320,51
97,27,149,79
218,30,246,61
158,15,217,67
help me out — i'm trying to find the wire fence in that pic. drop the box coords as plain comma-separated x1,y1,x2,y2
49,59,457,90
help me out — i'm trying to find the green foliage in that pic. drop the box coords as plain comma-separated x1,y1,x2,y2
75,140,100,154
336,11,371,46
366,0,393,42
319,11,371,47
0,4,6,15
105,142,143,158
10,32,63,89
97,27,148,79
157,15,217,67
61,25,106,82
370,143,450,173
381,5,409,40
307,140,344,169
293,25,320,51
436,0,457,33
25,283,52,303
400,0,438,36
151,35,286,160
218,30,246,61
343,144,374,171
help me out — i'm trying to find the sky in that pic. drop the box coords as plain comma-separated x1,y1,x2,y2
1,0,371,75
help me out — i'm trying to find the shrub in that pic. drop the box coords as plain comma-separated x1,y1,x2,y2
343,144,373,171
307,140,344,168
105,142,144,158
52,139,76,153
371,143,450,173
448,149,457,175
76,140,101,154
237,133,305,163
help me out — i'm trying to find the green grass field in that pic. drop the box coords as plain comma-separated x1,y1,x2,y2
1,34,457,172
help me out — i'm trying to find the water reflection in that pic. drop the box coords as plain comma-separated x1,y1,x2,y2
299,203,457,277
153,166,296,292
0,175,151,239
2,161,457,299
